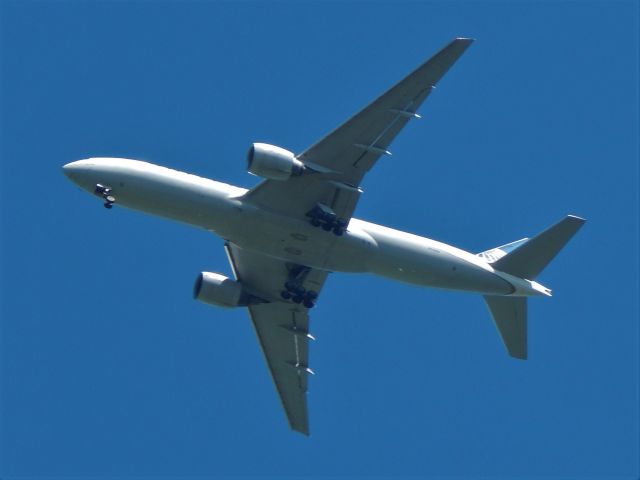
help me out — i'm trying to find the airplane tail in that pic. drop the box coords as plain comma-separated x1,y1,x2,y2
483,295,528,359
480,215,586,360
488,215,586,280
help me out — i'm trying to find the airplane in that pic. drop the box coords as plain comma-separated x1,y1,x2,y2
63,38,585,435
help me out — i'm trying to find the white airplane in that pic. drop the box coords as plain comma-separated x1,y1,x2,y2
63,38,584,435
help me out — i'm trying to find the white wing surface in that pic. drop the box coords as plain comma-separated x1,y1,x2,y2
229,39,473,433
244,38,474,221
225,243,328,435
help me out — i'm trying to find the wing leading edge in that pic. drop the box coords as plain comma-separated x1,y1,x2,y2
297,37,474,185
248,302,313,434
226,39,475,434
244,38,474,221
225,243,328,435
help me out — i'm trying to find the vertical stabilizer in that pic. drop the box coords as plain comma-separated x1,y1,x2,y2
484,296,527,359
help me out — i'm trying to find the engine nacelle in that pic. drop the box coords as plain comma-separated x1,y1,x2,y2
193,272,247,308
247,143,305,180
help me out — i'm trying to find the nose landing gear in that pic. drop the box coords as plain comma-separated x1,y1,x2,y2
95,184,115,209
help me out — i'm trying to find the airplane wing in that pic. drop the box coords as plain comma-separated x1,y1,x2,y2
224,243,328,435
244,37,473,222
230,38,473,433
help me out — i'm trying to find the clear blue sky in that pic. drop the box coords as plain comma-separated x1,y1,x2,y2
1,1,638,478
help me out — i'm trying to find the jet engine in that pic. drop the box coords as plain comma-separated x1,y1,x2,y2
193,272,248,308
247,143,305,180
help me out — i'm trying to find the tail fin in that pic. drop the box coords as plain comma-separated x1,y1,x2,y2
477,238,529,263
482,215,585,359
491,215,586,280
483,296,527,359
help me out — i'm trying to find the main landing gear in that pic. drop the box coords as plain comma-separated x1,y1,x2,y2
280,265,318,309
95,184,115,209
306,203,347,236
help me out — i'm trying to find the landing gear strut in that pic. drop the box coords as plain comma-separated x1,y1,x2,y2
306,203,347,236
279,265,318,309
95,184,115,209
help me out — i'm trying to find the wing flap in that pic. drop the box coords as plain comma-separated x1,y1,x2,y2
248,303,312,435
244,175,360,224
225,243,328,435
298,37,474,183
243,38,474,221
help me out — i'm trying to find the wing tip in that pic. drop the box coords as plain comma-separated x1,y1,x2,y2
567,214,587,224
454,37,475,45
292,424,310,436
508,348,528,360
442,37,475,55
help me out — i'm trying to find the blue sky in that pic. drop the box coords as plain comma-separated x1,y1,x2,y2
1,1,638,478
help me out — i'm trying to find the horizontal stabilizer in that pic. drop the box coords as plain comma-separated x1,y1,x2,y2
484,295,527,359
491,215,586,280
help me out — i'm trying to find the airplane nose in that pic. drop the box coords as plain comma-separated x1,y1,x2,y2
62,159,97,191
63,159,94,177
62,162,76,179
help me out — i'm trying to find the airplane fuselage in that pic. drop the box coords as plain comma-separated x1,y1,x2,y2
63,158,546,298
61,39,586,435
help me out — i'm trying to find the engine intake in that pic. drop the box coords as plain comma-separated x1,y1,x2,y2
247,143,305,180
193,272,247,308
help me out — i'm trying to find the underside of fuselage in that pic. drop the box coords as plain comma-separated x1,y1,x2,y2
63,157,520,296
61,37,588,436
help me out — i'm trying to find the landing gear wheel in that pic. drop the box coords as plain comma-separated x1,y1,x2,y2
292,295,304,304
303,299,315,309
280,290,292,300
333,227,344,236
104,203,113,209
